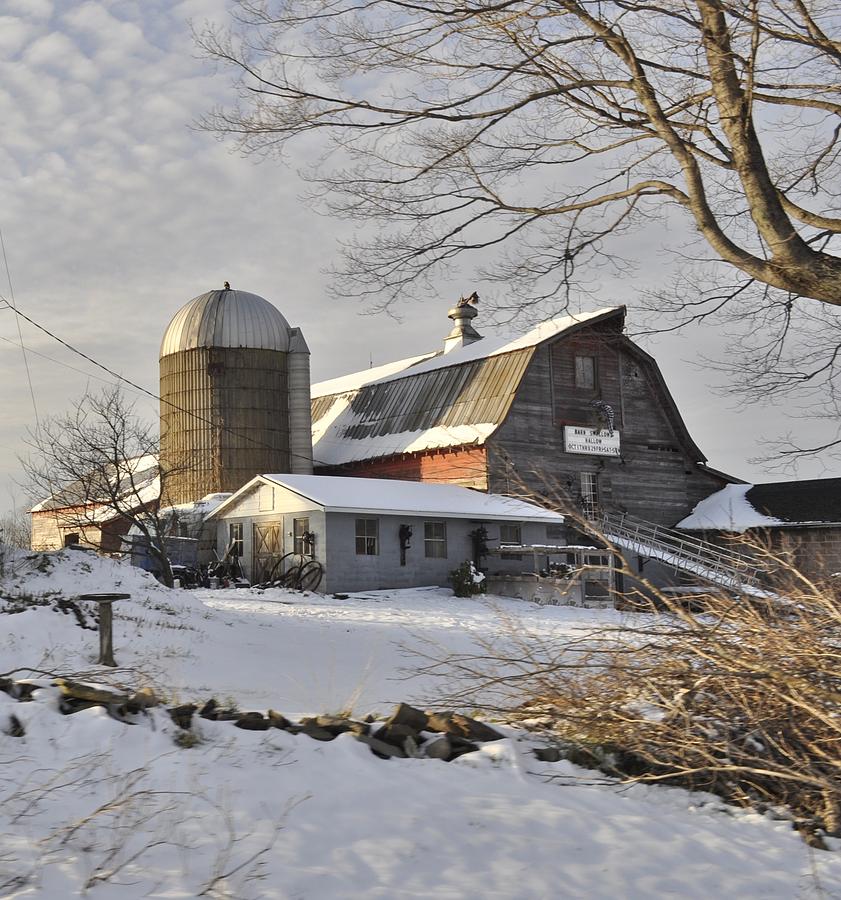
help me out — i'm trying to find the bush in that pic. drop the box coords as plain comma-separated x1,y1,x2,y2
449,561,486,598
431,537,841,846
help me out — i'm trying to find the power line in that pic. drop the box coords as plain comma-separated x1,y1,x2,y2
0,294,326,469
0,229,39,428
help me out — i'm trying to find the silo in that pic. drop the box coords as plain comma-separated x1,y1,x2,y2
159,287,313,505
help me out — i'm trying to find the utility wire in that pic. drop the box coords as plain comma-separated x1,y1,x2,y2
0,230,39,428
0,294,326,469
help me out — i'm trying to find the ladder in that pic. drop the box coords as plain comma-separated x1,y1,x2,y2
597,512,762,590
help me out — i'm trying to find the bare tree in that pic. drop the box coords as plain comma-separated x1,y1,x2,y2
199,1,841,309
22,387,178,587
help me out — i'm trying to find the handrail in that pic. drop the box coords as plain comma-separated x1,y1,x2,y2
597,512,761,588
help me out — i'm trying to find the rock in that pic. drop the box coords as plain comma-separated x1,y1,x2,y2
423,736,452,760
199,698,219,719
448,741,479,759
353,732,407,759
299,721,337,742
534,746,563,763
425,712,503,743
54,678,129,706
5,714,25,737
386,702,429,731
373,723,421,749
126,687,159,711
169,703,197,730
235,712,271,731
300,715,368,736
59,697,99,715
267,709,293,730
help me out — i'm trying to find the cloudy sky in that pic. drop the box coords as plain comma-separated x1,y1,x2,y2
0,0,836,516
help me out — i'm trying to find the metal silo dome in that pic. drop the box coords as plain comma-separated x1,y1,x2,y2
159,285,313,505
160,288,293,357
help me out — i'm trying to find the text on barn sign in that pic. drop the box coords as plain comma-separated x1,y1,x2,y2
563,426,621,457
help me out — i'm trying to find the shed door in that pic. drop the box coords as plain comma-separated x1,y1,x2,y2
253,522,283,583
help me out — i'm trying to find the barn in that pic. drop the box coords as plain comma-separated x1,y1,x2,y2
311,303,731,533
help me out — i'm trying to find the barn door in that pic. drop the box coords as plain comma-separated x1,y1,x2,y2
252,522,283,583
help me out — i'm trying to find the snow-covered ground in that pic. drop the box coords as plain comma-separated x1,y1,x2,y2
1,550,839,898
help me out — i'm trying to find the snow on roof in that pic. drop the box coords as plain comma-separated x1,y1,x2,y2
679,478,841,531
311,306,620,399
677,484,785,532
310,307,624,466
311,352,438,398
30,454,161,520
210,474,564,523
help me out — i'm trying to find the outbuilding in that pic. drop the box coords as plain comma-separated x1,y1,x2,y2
205,473,565,593
677,478,841,582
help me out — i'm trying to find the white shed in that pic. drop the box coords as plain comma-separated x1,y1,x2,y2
205,473,565,593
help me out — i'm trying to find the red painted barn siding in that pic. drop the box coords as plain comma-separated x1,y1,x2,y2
315,446,488,490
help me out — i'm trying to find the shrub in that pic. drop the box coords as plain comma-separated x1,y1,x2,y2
449,561,486,598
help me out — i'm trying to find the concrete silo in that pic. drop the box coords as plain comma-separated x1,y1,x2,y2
159,286,313,505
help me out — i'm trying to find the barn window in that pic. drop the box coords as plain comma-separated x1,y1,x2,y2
580,472,600,518
575,355,597,390
355,518,379,555
228,523,243,557
63,533,80,547
424,521,448,558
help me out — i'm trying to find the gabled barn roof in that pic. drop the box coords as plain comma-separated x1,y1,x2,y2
310,306,624,467
678,478,841,531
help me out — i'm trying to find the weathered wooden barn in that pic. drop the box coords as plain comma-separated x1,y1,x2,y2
311,305,731,530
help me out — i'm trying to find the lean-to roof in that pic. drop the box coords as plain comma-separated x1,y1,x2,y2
678,478,841,531
311,307,624,467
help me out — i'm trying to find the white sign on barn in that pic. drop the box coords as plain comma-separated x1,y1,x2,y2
564,426,621,457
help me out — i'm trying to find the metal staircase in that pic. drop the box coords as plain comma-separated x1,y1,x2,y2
597,512,762,591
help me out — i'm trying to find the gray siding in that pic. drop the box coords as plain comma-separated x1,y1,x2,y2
324,514,551,593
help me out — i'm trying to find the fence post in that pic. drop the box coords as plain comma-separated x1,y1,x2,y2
77,593,131,667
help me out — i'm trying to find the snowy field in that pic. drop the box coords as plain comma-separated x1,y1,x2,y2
1,550,839,898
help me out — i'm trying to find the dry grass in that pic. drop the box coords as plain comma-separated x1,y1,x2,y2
417,535,841,846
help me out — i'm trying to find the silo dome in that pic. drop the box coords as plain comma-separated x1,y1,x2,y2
159,285,313,505
160,289,293,357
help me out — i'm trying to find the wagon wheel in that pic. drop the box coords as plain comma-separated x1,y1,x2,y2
280,561,304,588
262,552,300,587
297,560,324,592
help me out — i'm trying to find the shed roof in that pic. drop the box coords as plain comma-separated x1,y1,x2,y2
311,307,624,467
677,478,841,531
208,474,564,523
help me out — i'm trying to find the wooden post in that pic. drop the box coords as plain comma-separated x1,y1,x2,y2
77,593,130,667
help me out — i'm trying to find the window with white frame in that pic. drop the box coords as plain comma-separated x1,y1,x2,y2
424,521,447,558
229,522,243,557
355,518,379,555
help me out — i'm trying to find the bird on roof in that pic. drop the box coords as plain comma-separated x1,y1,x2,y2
223,281,231,290
457,291,479,308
